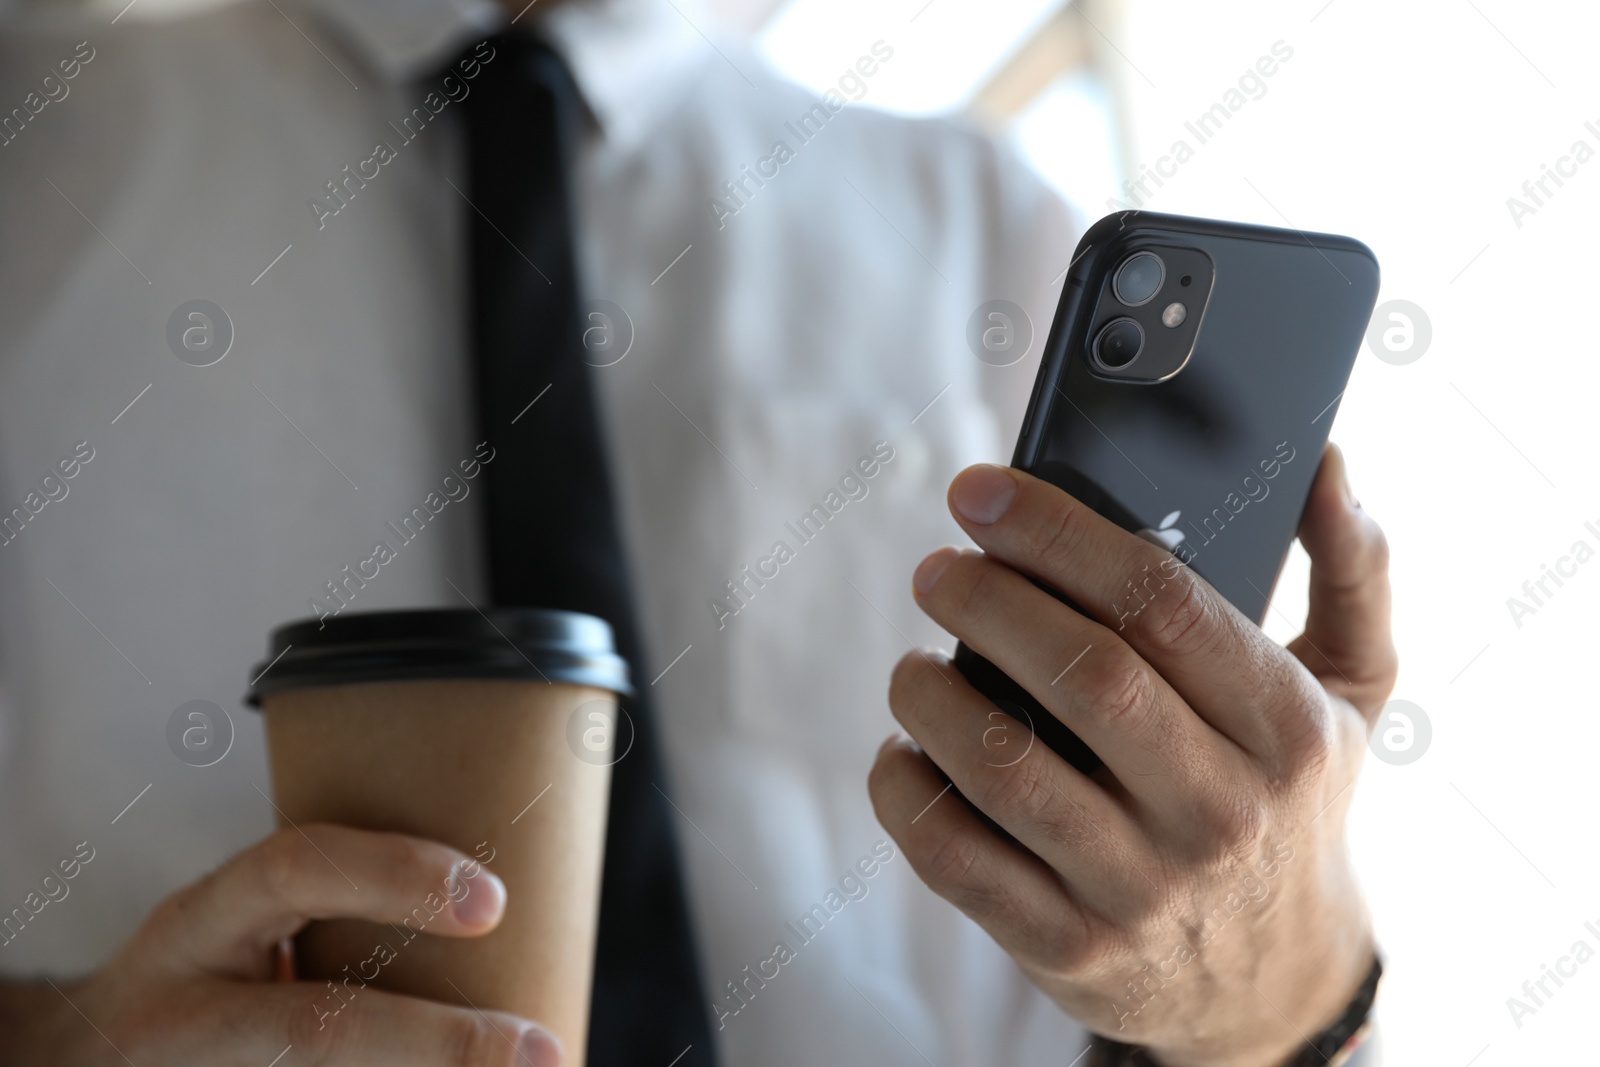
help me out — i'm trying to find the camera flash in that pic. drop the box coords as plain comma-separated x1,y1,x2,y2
1161,302,1187,328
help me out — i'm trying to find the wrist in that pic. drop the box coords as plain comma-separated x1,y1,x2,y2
1097,948,1382,1067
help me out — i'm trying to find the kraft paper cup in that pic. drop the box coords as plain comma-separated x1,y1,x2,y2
247,608,631,1065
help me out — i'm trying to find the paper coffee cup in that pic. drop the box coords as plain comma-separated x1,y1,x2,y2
247,609,631,1065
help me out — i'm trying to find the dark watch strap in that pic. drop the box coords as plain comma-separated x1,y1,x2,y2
1088,954,1383,1067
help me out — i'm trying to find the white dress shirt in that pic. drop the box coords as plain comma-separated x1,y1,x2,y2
0,0,1084,1061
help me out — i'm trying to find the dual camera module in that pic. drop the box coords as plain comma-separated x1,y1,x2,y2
1087,246,1214,382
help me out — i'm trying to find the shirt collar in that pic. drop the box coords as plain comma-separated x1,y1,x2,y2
307,0,506,81
305,0,712,153
539,0,712,153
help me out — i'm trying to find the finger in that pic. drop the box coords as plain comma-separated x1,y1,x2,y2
944,463,1322,761
148,827,508,978
1288,444,1398,719
887,646,1181,904
911,547,1236,813
153,980,562,1066
868,732,1095,970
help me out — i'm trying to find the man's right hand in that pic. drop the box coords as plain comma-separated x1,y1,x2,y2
13,825,562,1066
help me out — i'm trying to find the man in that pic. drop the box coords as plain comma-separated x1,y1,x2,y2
0,0,1394,1063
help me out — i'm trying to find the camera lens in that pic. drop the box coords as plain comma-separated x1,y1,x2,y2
1093,317,1144,369
1113,252,1165,306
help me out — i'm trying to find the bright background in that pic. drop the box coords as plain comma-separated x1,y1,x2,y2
746,0,1599,1061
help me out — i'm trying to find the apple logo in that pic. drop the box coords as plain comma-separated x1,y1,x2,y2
1136,510,1185,552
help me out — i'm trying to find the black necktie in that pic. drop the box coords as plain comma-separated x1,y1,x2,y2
457,32,717,1067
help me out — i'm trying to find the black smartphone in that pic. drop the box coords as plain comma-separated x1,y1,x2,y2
954,210,1380,774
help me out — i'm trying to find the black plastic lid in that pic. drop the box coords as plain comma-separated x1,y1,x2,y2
245,608,632,707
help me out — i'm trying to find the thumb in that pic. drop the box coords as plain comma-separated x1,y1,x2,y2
1287,443,1398,719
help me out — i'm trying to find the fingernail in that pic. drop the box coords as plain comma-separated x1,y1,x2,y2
951,464,1017,525
517,1025,563,1067
450,866,506,928
913,546,959,596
